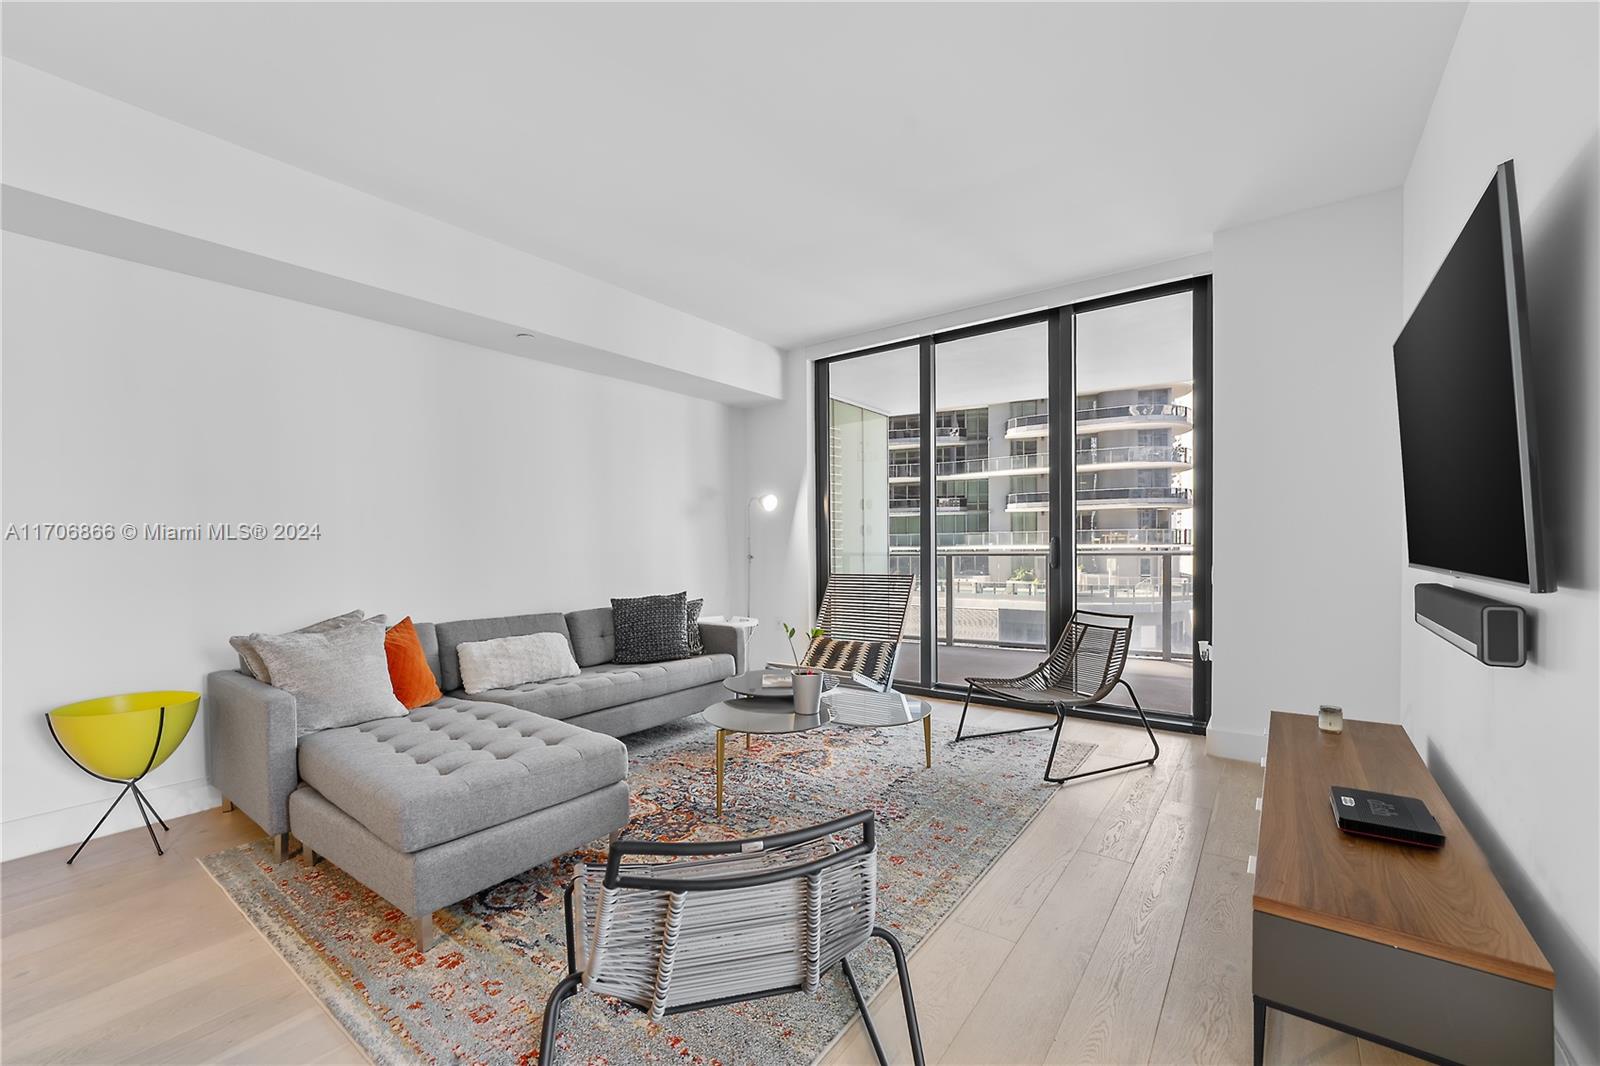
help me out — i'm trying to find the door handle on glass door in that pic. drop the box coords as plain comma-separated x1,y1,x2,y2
1049,535,1061,569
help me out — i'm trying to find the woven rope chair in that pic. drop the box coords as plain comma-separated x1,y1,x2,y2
952,610,1159,784
539,812,924,1066
797,573,916,692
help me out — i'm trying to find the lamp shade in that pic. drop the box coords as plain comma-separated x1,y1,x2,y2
48,690,200,780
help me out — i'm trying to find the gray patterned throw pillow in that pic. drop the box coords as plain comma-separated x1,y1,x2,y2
687,598,704,656
612,592,690,664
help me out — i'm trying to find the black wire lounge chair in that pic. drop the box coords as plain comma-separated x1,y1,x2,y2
951,610,1159,783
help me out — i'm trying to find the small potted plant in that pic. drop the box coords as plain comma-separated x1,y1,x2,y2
782,622,826,715
781,622,825,667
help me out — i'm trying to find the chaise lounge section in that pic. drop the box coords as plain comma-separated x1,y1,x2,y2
208,608,748,948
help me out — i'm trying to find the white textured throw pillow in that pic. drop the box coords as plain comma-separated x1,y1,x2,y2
457,632,581,694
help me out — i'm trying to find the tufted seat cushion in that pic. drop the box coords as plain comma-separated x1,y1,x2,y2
296,696,628,853
461,653,735,720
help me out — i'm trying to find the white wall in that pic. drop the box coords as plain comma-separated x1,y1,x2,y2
1207,189,1405,758
0,234,743,860
1397,5,1599,1062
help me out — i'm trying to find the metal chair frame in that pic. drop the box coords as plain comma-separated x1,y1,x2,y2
951,610,1160,784
539,812,925,1066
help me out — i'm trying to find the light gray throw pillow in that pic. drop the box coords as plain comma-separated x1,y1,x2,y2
250,621,407,734
230,610,383,682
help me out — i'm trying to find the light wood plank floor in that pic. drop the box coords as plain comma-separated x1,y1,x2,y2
1,701,1425,1065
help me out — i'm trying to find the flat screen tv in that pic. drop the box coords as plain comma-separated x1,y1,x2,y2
1393,160,1551,593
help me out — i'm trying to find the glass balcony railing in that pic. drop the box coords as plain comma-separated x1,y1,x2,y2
887,495,980,516
1076,486,1193,505
1003,413,1050,437
1004,490,1051,511
887,427,967,449
887,528,1190,552
893,450,1188,479
1078,528,1192,549
1074,445,1191,468
895,551,1195,671
1074,402,1192,429
888,530,1051,552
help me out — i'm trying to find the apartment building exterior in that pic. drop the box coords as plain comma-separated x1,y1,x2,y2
829,379,1195,663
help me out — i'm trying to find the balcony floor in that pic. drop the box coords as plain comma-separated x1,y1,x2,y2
893,643,1194,718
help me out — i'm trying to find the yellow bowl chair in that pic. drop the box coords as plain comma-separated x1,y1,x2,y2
46,691,200,864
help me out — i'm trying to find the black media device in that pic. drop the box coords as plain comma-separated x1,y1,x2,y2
1414,582,1527,667
1393,160,1552,594
1330,786,1446,848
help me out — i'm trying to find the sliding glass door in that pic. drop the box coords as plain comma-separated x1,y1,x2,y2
926,319,1056,688
1074,288,1202,718
816,278,1211,730
821,344,923,681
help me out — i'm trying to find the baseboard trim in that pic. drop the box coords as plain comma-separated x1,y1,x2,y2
1205,723,1267,763
1,777,221,861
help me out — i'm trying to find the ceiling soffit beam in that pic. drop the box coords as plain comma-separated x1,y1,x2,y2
1,60,782,405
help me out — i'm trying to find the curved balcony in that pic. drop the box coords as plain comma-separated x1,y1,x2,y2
1074,402,1191,434
887,427,967,450
1003,413,1050,440
891,452,1052,482
941,452,1051,479
1074,445,1191,471
1004,490,1051,513
1076,485,1193,510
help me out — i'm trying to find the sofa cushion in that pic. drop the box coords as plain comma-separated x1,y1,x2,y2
296,696,627,853
435,613,571,694
412,621,442,688
564,608,614,667
463,653,735,721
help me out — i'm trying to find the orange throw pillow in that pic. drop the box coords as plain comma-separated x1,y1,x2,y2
385,616,442,709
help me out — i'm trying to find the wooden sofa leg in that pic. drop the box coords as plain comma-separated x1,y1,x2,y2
305,846,321,867
413,915,440,952
272,833,290,863
220,798,235,813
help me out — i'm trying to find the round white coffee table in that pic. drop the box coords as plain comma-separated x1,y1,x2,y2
702,688,932,815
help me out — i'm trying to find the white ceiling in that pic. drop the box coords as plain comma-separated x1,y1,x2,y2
2,2,1464,350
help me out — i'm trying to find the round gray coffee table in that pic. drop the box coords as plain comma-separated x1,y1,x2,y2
702,688,932,815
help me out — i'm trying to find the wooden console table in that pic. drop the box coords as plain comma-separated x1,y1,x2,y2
1253,711,1554,1065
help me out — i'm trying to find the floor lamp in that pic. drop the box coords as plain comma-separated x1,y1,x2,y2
746,493,779,619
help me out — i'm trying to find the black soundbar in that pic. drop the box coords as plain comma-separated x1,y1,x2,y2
1414,583,1527,667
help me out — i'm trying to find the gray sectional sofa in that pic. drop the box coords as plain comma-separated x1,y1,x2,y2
208,608,748,949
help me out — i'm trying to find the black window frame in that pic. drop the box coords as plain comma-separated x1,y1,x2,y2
813,276,1213,734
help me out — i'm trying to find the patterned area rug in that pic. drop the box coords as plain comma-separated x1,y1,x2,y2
202,709,1092,1064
